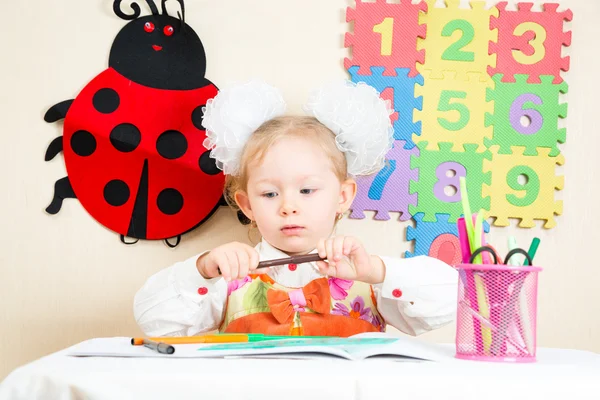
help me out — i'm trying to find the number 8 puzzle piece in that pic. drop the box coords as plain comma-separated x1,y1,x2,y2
489,2,573,83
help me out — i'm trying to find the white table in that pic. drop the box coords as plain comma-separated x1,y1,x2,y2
1,339,599,400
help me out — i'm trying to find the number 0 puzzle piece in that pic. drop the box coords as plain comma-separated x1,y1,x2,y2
349,141,418,221
485,74,568,156
345,0,427,77
405,213,490,266
417,0,498,81
349,67,424,149
483,145,564,228
415,71,493,153
488,2,573,84
409,142,492,223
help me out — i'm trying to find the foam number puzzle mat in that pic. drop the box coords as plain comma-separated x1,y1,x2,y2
346,0,571,260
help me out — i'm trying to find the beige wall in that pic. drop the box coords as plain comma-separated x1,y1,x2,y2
1,0,597,379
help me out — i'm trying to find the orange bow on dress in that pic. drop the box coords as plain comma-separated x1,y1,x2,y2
266,277,331,324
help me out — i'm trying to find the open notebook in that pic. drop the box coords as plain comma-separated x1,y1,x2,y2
67,333,452,362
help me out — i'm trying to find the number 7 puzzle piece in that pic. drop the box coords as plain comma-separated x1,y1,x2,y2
345,0,427,77
483,145,564,228
349,141,418,221
488,2,573,84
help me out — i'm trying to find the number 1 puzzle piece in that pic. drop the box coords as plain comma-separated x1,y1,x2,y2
417,0,498,81
350,141,418,221
349,66,424,149
488,2,573,84
483,145,564,228
405,213,490,266
345,0,427,77
485,74,568,157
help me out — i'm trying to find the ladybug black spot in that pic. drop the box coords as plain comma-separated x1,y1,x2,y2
104,180,130,207
93,88,120,114
192,105,206,130
199,151,220,175
71,130,97,157
110,123,141,153
156,130,188,160
157,188,184,215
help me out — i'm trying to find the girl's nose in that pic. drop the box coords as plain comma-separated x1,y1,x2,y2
280,201,298,216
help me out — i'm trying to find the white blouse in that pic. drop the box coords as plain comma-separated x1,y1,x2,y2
134,240,458,337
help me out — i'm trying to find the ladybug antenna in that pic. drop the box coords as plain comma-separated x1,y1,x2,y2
145,0,159,15
113,0,142,20
160,0,185,24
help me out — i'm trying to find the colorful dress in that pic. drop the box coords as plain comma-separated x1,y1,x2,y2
134,240,458,337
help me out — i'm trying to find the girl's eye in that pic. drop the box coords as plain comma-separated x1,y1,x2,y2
262,192,277,198
144,22,155,33
300,189,315,195
164,25,174,36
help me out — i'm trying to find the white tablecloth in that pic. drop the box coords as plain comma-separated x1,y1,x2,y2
1,339,599,400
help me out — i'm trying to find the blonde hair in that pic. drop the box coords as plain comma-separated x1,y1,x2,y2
223,116,348,214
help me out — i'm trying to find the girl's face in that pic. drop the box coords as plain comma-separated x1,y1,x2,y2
235,136,356,255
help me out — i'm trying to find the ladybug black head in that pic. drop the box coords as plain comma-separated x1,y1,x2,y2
110,0,208,90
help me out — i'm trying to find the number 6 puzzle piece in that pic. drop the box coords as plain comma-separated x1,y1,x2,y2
488,2,573,84
485,74,568,157
417,0,499,81
483,145,564,228
345,0,427,77
405,212,490,266
349,141,418,221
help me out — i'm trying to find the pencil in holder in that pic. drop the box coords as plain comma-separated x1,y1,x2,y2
455,247,542,362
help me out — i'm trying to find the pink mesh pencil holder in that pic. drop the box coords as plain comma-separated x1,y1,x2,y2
455,247,542,363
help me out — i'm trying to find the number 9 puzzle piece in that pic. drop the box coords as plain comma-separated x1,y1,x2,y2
483,145,564,228
488,2,573,84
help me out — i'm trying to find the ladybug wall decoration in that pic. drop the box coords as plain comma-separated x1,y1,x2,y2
44,0,227,247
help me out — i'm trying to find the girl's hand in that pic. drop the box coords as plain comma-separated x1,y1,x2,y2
316,236,385,284
196,242,260,281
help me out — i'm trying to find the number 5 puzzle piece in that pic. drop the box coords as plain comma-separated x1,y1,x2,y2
488,2,573,84
483,145,564,228
417,0,498,81
349,141,418,221
345,0,427,77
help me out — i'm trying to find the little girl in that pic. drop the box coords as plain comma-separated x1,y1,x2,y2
134,80,458,338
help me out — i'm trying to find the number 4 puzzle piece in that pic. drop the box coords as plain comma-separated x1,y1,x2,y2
483,145,564,228
488,2,573,84
345,0,427,77
349,141,418,221
405,212,490,266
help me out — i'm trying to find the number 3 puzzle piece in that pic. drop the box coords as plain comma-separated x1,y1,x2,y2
345,0,427,77
405,213,490,266
483,145,564,228
349,141,418,221
417,0,498,81
488,2,573,84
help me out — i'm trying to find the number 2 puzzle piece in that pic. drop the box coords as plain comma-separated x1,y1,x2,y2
485,74,568,157
349,141,418,221
345,0,427,77
488,2,573,84
409,142,492,223
483,145,564,228
349,67,424,149
405,213,490,266
417,0,498,81
415,71,493,153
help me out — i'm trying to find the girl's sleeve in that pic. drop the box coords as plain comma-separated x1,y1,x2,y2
373,255,459,336
133,252,228,337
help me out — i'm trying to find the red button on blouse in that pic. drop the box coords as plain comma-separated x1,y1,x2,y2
392,289,402,298
198,287,208,295
288,263,297,271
